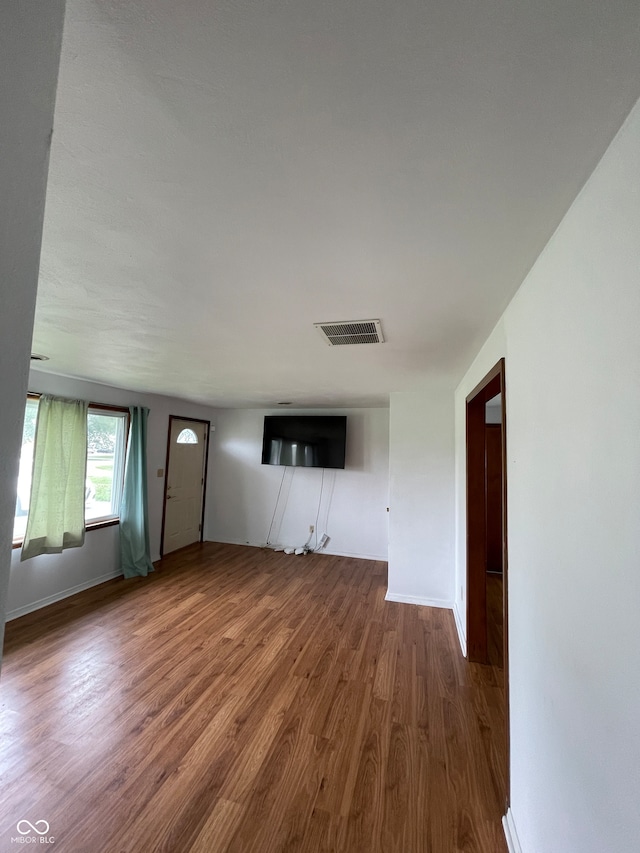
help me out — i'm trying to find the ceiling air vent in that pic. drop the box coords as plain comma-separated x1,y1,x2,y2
314,319,384,346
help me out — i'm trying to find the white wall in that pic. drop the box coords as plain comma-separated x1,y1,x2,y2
7,369,219,619
0,1,65,652
207,408,389,561
387,387,455,608
455,100,640,851
485,395,502,424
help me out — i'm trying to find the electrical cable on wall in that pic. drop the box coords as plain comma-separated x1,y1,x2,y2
275,467,295,546
265,466,287,546
313,468,325,550
318,469,337,550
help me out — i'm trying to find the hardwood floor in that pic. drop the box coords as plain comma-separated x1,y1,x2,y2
0,543,507,852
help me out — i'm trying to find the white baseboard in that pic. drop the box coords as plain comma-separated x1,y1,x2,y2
322,547,386,562
503,808,523,853
206,539,387,563
384,591,453,609
453,601,467,657
6,569,123,621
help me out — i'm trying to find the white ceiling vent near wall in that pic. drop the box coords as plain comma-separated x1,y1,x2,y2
314,319,384,346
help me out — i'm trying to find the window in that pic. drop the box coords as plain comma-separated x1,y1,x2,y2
13,398,129,543
85,408,128,524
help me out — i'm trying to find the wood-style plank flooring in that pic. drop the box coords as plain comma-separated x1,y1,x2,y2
0,543,507,852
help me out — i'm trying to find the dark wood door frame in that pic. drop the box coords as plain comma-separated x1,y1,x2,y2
160,415,211,558
465,357,510,807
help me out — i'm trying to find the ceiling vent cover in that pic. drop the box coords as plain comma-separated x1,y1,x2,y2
314,319,384,346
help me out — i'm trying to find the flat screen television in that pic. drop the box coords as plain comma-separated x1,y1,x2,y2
261,415,347,469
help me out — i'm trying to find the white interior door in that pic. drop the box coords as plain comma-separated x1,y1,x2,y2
163,418,208,555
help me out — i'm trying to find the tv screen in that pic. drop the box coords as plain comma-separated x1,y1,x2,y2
261,416,347,469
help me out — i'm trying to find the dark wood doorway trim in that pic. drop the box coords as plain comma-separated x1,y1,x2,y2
465,357,510,808
160,416,211,559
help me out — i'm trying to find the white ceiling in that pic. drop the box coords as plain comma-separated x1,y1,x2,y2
33,0,640,408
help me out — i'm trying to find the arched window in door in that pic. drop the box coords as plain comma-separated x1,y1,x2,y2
176,428,198,444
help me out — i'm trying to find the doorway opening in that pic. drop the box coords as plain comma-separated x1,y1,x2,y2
466,357,509,808
161,416,210,557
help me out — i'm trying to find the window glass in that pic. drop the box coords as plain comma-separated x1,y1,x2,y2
13,398,40,541
176,428,198,444
85,410,128,523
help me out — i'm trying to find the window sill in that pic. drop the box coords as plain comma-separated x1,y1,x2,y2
12,517,120,549
86,518,120,532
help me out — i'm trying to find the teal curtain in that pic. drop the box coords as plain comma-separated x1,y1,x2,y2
119,406,154,578
21,396,89,561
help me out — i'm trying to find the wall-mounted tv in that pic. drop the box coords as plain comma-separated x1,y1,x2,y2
261,415,347,469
